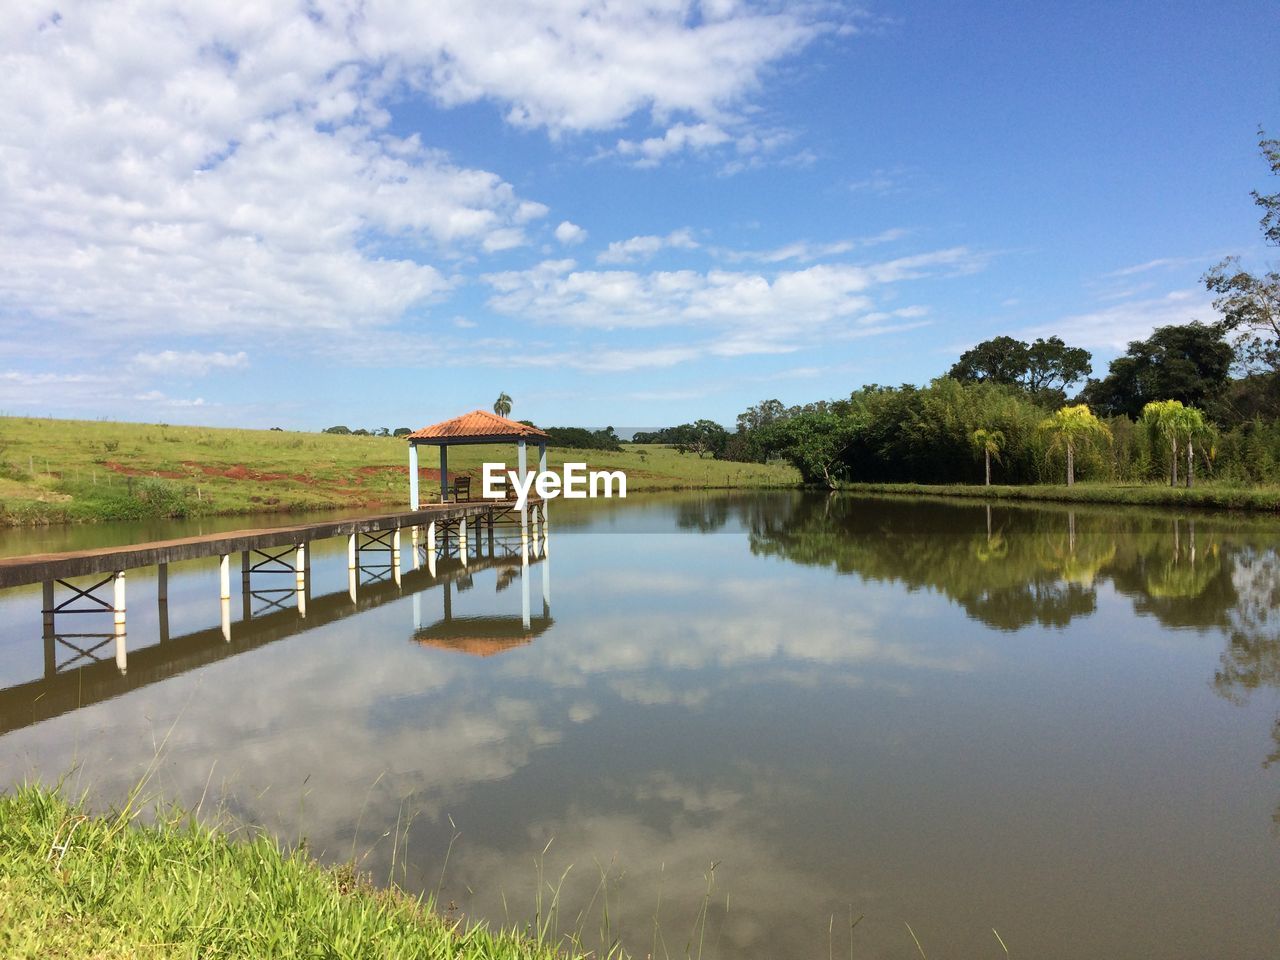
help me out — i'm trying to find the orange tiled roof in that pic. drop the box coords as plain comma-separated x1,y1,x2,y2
405,410,550,442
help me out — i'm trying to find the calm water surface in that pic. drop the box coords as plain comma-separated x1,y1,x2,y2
1,493,1277,958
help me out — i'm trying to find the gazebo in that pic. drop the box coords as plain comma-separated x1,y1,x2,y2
404,410,551,509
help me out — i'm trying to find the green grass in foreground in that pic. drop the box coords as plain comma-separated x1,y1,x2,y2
0,416,800,525
0,784,581,960
841,480,1280,512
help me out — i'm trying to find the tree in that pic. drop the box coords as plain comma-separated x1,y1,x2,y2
1141,400,1191,487
1024,336,1092,404
949,336,1030,386
1204,130,1280,372
763,410,860,489
1080,322,1234,420
1040,404,1111,486
969,428,1004,485
950,335,1091,405
493,392,513,417
679,420,729,458
322,425,351,435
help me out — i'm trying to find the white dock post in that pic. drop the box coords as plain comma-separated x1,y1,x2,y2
460,517,468,566
111,570,127,674
521,552,531,630
112,570,126,629
220,597,231,642
409,525,419,571
392,527,402,587
295,543,307,616
115,623,127,675
348,533,357,571
219,554,231,600
408,442,420,510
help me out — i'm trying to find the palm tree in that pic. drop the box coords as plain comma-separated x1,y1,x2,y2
1141,400,1212,488
493,392,512,418
970,428,1004,485
1040,404,1111,486
1141,399,1186,487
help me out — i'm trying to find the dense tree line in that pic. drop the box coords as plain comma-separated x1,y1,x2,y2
535,425,622,451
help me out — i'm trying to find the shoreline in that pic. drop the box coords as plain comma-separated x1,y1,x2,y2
834,481,1280,513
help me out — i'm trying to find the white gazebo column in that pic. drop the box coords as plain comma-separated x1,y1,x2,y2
537,442,549,532
439,445,449,502
408,443,420,510
518,439,529,561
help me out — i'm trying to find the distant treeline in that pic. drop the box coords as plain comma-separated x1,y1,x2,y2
639,321,1280,488
321,426,412,437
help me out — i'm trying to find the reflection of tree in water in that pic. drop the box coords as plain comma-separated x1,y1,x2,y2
1210,546,1280,827
1107,518,1238,630
1214,547,1280,699
675,492,803,534
675,497,731,532
747,496,1113,631
748,493,1280,825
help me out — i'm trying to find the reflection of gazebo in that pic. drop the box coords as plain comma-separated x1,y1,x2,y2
412,563,552,657
404,410,550,509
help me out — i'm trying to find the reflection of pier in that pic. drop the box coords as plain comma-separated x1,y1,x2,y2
0,512,549,737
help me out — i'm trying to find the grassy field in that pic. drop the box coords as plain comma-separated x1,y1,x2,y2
0,416,800,525
841,480,1280,512
0,784,583,960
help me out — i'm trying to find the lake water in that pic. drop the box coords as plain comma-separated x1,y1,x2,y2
1,493,1277,958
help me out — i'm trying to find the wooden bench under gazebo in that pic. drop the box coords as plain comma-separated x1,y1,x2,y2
404,410,550,509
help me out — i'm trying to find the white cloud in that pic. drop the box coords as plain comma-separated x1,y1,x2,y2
615,122,734,166
483,248,978,363
375,5,833,134
597,228,700,264
1026,288,1214,352
554,221,587,245
718,230,911,264
1102,256,1210,278
133,390,207,407
0,1,838,352
133,350,249,376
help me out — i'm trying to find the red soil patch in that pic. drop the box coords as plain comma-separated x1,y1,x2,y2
103,461,186,480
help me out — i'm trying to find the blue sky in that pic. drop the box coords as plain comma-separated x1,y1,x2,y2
1,1,1276,432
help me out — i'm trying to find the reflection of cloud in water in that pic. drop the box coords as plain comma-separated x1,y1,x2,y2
441,770,908,960
0,608,569,841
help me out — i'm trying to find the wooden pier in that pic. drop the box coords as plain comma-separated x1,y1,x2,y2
0,498,546,643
